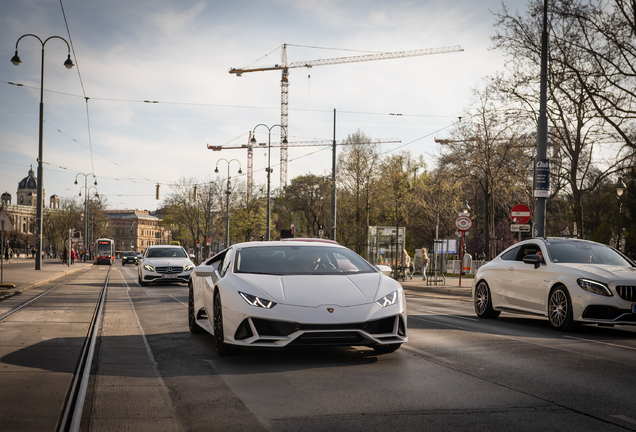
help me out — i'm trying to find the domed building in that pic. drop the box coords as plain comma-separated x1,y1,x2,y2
16,165,44,207
1,192,11,205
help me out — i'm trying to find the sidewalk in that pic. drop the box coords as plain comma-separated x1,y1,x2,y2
399,274,473,297
0,257,93,299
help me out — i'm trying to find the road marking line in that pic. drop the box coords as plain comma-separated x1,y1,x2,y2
610,415,636,425
401,344,456,364
563,335,636,351
415,308,478,322
170,295,187,307
408,316,636,366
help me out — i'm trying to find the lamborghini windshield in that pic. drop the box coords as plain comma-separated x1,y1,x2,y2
234,245,376,275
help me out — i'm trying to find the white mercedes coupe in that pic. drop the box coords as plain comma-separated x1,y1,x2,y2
188,241,407,355
473,238,636,331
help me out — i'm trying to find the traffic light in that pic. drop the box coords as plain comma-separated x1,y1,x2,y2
73,230,81,238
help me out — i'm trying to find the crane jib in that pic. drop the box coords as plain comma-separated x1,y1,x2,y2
229,45,464,75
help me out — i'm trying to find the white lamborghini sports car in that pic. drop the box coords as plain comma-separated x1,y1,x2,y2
188,241,408,355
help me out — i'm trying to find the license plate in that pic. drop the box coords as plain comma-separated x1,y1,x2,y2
633,304,636,314
162,274,177,279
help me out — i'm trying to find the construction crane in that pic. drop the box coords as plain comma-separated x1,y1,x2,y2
230,44,464,187
208,134,400,200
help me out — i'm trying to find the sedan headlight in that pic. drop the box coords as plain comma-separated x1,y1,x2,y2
184,264,195,271
143,264,155,272
375,290,398,307
577,279,613,296
239,292,277,309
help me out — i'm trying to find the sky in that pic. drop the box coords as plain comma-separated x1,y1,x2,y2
0,0,529,211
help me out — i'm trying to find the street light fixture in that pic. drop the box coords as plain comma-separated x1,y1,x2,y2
11,34,74,270
215,159,242,248
78,185,98,260
615,176,627,250
251,124,288,241
75,173,97,261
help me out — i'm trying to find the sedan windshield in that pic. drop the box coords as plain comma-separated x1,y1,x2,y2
146,247,187,258
546,241,631,266
234,245,376,275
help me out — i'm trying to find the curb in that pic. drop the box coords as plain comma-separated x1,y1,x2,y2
0,264,92,300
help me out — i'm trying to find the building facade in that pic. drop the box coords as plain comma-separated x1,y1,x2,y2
104,210,171,254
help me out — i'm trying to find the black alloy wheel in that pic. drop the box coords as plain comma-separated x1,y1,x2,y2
213,290,232,355
474,280,501,319
188,284,204,334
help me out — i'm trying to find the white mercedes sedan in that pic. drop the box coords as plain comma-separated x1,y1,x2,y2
188,241,407,355
473,238,636,331
138,245,195,286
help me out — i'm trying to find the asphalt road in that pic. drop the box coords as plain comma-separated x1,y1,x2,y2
3,262,636,431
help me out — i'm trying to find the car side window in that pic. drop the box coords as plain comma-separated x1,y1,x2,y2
517,244,542,262
220,249,234,278
500,247,519,261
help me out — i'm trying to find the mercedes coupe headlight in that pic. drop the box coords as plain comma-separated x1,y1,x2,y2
239,292,277,309
184,264,195,271
143,264,155,272
375,290,398,307
577,279,613,296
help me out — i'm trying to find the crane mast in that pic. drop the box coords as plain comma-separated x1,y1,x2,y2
230,44,464,187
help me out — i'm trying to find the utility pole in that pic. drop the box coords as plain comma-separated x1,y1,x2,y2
534,0,549,237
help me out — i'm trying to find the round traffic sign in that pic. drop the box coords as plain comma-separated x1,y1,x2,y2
455,215,472,232
510,204,531,224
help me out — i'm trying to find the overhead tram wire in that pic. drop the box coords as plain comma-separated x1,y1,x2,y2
1,80,453,119
59,0,96,174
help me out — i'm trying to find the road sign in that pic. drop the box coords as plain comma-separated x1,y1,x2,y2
511,204,531,224
71,238,78,245
454,215,472,232
511,224,531,232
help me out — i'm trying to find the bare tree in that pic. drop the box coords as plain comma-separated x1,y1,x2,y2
337,130,382,253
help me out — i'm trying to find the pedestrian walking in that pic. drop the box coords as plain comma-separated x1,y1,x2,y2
421,248,430,280
401,249,413,280
70,249,76,265
63,248,68,265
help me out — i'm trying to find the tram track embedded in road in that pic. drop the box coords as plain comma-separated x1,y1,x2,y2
56,266,110,432
0,264,111,432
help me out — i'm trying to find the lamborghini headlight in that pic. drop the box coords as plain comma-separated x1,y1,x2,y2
143,264,155,272
375,290,398,307
577,279,613,296
239,292,277,309
184,264,195,271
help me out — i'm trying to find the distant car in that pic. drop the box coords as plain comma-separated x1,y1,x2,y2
122,251,137,266
188,241,407,355
472,237,636,331
138,245,195,286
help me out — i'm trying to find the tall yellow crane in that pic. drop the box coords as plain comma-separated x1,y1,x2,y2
230,44,464,186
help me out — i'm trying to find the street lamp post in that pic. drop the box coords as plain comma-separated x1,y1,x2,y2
459,200,471,287
215,159,242,248
615,177,627,250
11,34,74,270
78,186,98,260
75,173,97,262
251,124,288,241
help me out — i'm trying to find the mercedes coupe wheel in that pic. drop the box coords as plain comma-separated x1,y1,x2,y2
548,286,575,331
213,291,232,355
138,275,149,287
474,280,500,319
188,285,204,334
